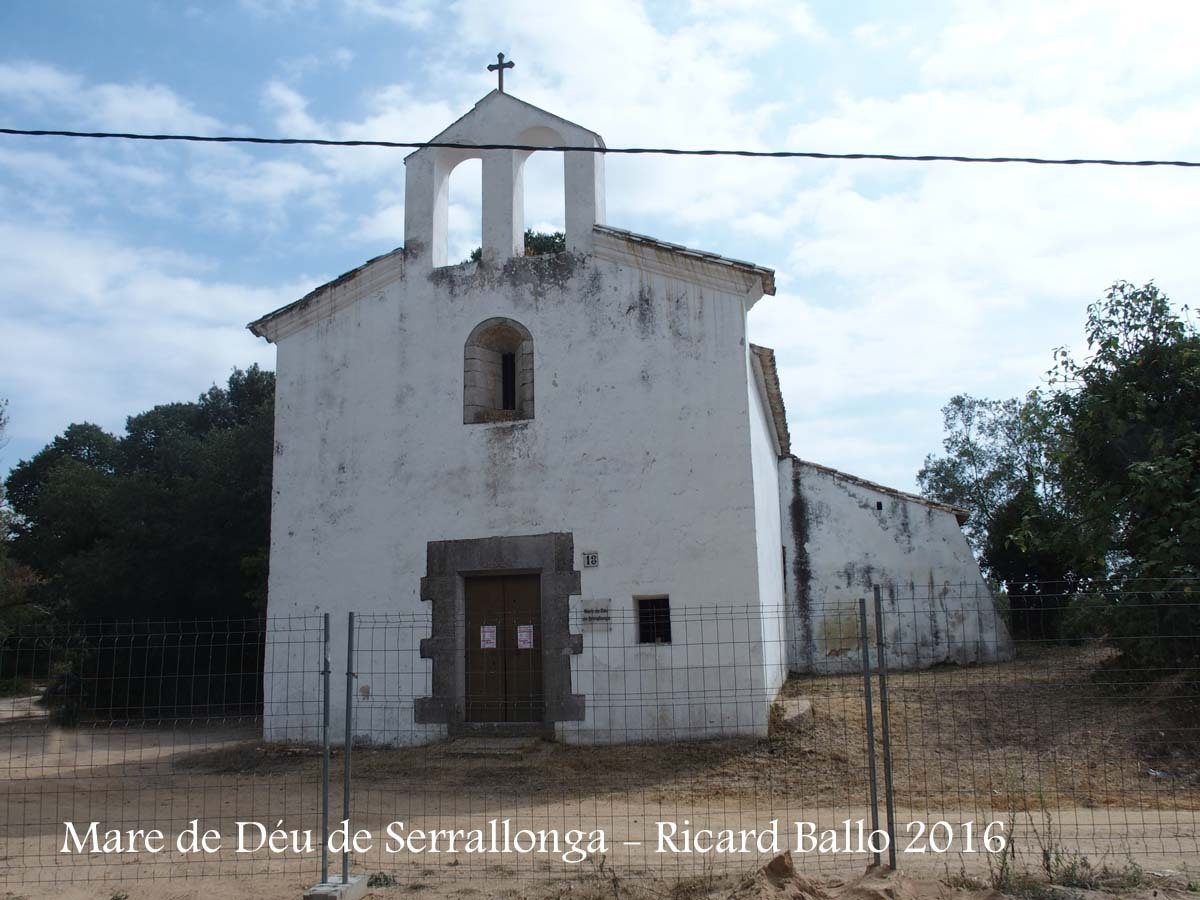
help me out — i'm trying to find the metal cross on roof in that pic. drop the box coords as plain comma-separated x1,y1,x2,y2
487,52,514,92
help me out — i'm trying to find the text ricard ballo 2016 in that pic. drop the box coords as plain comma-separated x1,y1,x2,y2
61,818,1008,863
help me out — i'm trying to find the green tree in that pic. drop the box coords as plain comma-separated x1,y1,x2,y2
0,400,43,639
4,366,275,621
1047,282,1200,668
2,372,275,714
467,229,566,263
918,394,1041,553
918,393,1097,637
921,281,1200,664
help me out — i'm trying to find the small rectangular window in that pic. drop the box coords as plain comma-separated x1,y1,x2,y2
637,596,671,644
501,352,517,410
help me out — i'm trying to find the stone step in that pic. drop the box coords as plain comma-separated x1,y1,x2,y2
440,737,545,758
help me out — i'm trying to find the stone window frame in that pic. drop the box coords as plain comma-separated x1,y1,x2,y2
463,317,534,424
415,532,584,736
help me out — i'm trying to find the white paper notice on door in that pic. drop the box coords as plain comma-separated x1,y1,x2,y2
480,625,497,649
516,624,534,649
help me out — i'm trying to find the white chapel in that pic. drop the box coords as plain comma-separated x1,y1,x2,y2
250,84,1010,745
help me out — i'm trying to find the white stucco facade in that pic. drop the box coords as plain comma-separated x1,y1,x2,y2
252,90,1009,747
779,458,1012,674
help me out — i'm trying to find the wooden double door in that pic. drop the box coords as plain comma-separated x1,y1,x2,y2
464,574,544,723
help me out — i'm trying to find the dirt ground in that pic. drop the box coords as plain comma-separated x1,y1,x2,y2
6,848,1198,900
1,644,1197,898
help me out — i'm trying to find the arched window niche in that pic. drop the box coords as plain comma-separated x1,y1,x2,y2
463,317,534,424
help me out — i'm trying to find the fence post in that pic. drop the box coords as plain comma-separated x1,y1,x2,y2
873,585,897,869
342,612,355,884
858,597,881,867
321,612,331,885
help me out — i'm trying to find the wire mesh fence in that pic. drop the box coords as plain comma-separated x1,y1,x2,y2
345,603,878,889
0,615,326,886
1,582,1197,895
872,581,1199,883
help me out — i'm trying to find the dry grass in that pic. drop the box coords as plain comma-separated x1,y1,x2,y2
171,642,1200,813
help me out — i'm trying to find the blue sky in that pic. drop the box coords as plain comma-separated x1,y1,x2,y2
2,0,1198,491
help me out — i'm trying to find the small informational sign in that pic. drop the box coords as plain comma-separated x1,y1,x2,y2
582,551,599,568
516,624,534,649
582,599,611,631
479,625,496,649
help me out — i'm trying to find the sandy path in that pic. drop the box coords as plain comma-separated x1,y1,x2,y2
0,695,46,724
4,760,1196,894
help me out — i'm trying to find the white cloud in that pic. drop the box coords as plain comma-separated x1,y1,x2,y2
88,83,223,133
278,46,357,81
255,80,468,243
0,61,80,104
238,0,318,15
0,61,222,133
192,156,337,220
687,0,829,41
353,200,406,243
852,22,911,49
263,79,321,135
0,146,89,191
341,0,438,28
741,2,1200,487
0,63,351,231
919,0,1200,106
0,221,317,463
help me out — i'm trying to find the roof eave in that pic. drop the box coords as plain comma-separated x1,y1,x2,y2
404,90,605,162
247,246,406,344
592,224,775,299
793,456,969,524
748,344,791,458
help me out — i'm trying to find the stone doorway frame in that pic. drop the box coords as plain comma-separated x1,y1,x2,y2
414,532,584,735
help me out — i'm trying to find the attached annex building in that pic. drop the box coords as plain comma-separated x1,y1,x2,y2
250,90,1011,745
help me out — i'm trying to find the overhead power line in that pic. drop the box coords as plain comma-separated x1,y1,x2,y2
1,127,1198,168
